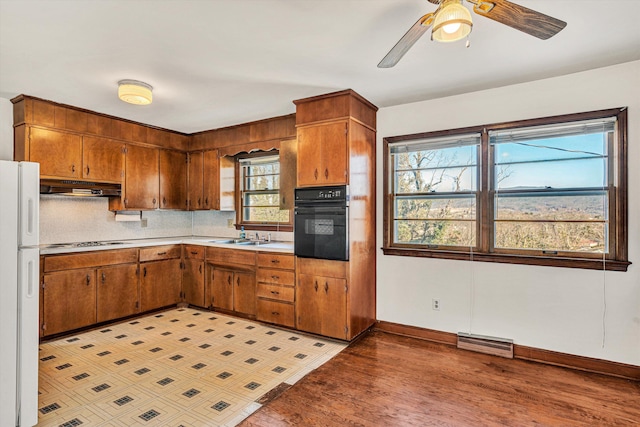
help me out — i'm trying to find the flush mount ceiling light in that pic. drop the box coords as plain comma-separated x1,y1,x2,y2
118,79,153,105
432,0,473,42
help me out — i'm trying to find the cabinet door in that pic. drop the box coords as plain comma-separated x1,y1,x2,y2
203,150,220,210
29,127,82,179
160,150,188,209
296,274,347,339
96,263,138,323
319,121,348,185
279,138,297,210
123,145,159,209
319,277,348,339
188,151,204,210
140,259,182,312
296,274,323,336
297,121,347,186
234,271,256,316
296,126,324,186
207,266,233,310
42,269,96,336
183,259,205,307
82,136,125,183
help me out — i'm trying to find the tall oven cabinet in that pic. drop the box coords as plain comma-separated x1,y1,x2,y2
293,89,377,341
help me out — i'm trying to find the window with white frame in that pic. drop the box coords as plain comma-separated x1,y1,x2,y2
238,155,290,227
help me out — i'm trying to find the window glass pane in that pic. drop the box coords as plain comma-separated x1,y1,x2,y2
494,221,606,253
245,175,279,191
495,194,607,221
494,133,607,164
495,158,606,190
243,207,289,223
395,166,477,193
244,192,280,207
394,219,476,246
396,197,476,220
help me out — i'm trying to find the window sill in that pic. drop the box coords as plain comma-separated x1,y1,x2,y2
381,247,631,272
235,224,293,233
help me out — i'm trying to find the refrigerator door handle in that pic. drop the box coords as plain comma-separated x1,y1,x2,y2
18,248,39,427
18,162,40,247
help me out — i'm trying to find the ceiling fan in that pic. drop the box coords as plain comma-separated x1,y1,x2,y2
378,0,567,68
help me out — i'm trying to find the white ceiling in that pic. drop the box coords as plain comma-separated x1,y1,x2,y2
1,0,639,134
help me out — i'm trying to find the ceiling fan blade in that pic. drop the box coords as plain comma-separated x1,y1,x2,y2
378,13,434,68
472,0,566,40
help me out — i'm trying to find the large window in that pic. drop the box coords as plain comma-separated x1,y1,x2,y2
383,108,629,271
237,154,290,229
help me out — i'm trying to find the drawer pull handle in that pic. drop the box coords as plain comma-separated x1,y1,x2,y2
143,267,147,277
101,272,106,283
271,311,280,316
325,282,328,293
270,291,280,295
157,252,167,255
314,281,318,292
314,168,318,180
271,275,279,280
86,274,91,285
271,259,280,264
199,264,202,274
190,251,198,255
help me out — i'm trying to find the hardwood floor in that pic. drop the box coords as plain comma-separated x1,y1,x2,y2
240,330,640,426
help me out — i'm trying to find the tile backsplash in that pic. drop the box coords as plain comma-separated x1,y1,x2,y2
39,196,293,244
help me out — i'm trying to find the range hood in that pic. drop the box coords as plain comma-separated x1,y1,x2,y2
40,179,121,197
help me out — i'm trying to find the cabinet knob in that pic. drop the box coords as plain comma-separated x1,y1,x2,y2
86,165,90,176
86,274,91,286
324,168,328,179
143,267,147,277
153,198,157,206
198,197,201,207
205,197,209,207
325,282,329,293
314,281,318,292
199,264,202,274
162,197,166,206
101,272,106,283
314,168,318,180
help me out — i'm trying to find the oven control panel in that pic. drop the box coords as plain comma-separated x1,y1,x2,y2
295,185,349,204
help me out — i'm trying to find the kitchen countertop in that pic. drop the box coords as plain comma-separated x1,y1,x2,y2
39,236,294,255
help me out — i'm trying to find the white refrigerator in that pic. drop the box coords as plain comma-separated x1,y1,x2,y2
0,160,40,427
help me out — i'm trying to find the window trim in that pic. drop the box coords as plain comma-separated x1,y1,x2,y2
382,108,630,272
234,151,293,232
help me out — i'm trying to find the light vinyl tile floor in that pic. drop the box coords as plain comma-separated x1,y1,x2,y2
37,308,346,426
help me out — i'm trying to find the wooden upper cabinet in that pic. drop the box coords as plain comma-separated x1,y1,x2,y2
159,150,188,210
279,138,297,209
203,150,220,210
123,144,159,209
188,151,204,210
82,136,125,183
297,121,348,186
29,127,82,179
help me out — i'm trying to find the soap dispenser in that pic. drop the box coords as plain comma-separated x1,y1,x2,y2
239,226,246,239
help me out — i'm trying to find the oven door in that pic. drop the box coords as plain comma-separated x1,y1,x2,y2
294,205,348,261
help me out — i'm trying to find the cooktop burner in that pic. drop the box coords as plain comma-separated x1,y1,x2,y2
74,241,106,247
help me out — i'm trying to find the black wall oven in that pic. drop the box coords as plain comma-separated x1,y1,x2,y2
294,185,348,261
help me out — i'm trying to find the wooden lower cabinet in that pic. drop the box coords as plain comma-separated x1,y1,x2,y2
42,268,97,336
182,245,206,307
96,263,138,323
183,258,205,307
206,266,256,316
256,253,295,328
140,259,182,312
296,274,347,339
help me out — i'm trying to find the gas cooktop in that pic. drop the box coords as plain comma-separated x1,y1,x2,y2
43,241,125,249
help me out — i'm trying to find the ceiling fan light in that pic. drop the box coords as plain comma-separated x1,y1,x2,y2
118,80,153,105
432,0,473,43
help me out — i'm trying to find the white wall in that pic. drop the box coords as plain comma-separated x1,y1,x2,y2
0,98,13,160
376,61,640,365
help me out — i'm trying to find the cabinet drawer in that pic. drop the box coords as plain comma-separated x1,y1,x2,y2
296,257,347,279
44,248,138,272
139,245,181,262
184,245,205,260
257,268,294,286
207,247,256,267
256,283,295,303
257,299,295,328
257,253,294,270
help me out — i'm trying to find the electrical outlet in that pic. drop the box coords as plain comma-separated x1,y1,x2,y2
432,299,440,311
227,219,234,228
